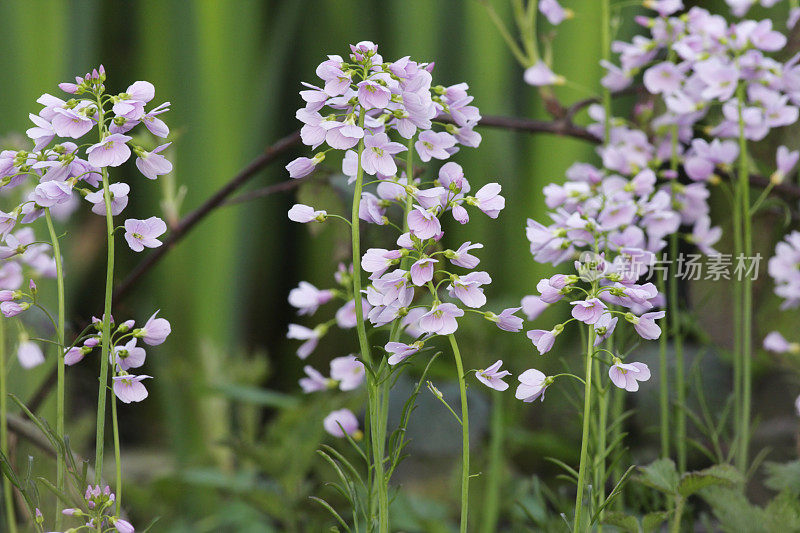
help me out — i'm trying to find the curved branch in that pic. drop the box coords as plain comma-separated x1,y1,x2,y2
112,131,301,302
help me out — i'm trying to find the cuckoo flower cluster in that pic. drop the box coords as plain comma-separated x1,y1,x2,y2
59,484,134,533
287,42,515,436
527,3,800,268
64,311,171,403
602,4,800,181
517,251,661,400
362,160,509,358
0,65,169,252
285,40,481,181
290,158,510,433
0,66,174,397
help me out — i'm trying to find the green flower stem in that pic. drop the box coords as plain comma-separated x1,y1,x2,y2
483,1,530,66
669,233,686,472
0,319,17,533
387,136,416,342
736,81,753,472
44,208,66,525
111,397,122,514
94,94,116,485
592,3,612,525
574,322,597,533
448,334,470,533
667,114,686,472
511,0,539,65
350,110,389,532
610,384,625,511
593,361,608,529
671,496,685,533
656,277,671,460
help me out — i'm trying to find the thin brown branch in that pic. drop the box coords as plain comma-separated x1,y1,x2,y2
112,130,302,302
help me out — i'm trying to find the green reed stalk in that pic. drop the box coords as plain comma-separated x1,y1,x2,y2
0,319,17,533
448,334,470,533
93,92,116,485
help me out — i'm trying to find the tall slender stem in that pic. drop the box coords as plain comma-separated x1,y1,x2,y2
731,155,743,469
671,496,685,533
592,4,612,525
736,81,753,471
94,94,116,484
448,334,470,533
574,323,596,532
0,319,17,533
349,110,388,531
656,277,671,460
669,233,686,472
667,117,686,471
610,384,624,511
111,397,122,513
593,362,608,530
387,136,416,343
351,111,372,370
44,208,66,528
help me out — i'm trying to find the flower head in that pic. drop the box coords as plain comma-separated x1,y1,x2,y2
475,359,511,391
515,369,550,402
323,408,360,438
609,360,651,392
17,341,44,369
135,142,172,179
385,340,423,365
419,302,464,335
85,182,130,216
487,307,524,332
135,310,171,346
330,355,365,391
86,134,132,168
124,216,167,252
112,374,152,403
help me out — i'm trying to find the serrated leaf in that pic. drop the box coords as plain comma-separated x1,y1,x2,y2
601,511,640,532
764,461,800,494
638,458,679,494
642,510,671,533
677,464,742,498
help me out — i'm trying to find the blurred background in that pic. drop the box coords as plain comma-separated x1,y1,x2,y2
0,0,798,531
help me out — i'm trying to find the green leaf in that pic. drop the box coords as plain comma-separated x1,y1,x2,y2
677,464,742,498
764,490,800,530
638,458,679,494
699,486,765,532
36,476,70,505
592,465,636,523
309,496,351,532
764,461,800,494
601,511,640,532
642,511,671,533
545,457,579,482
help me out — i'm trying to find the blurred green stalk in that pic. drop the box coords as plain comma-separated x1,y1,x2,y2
44,208,66,528
0,318,17,533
